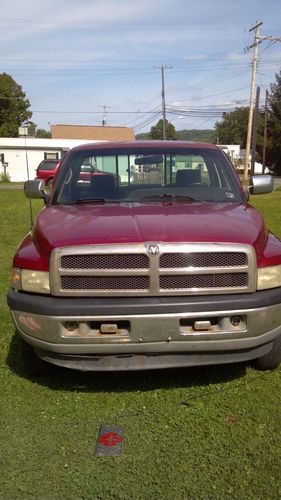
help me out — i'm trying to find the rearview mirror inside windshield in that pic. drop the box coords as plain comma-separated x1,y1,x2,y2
134,155,163,165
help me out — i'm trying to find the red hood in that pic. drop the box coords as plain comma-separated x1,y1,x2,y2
33,202,267,258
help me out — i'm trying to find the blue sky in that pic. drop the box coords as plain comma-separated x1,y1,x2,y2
1,0,281,134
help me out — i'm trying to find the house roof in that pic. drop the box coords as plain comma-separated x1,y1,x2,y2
51,124,135,141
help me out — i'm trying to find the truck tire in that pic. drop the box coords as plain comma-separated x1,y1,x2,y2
19,335,51,377
253,334,281,371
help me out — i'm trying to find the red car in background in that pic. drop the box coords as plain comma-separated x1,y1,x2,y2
35,159,61,186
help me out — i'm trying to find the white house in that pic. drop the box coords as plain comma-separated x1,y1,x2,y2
0,138,105,182
218,144,240,160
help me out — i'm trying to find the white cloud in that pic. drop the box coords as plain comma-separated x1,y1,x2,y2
183,55,208,61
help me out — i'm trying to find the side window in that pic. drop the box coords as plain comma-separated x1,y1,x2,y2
96,156,117,176
118,155,130,185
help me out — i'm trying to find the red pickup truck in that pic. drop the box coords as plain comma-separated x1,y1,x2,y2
8,141,281,376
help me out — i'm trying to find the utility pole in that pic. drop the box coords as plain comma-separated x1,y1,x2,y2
244,21,262,182
244,23,281,181
262,90,269,173
154,65,172,140
250,86,260,176
98,105,111,126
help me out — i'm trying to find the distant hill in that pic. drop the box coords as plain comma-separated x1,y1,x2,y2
177,129,214,143
136,129,214,143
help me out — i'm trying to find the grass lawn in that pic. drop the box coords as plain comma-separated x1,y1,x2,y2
0,190,281,499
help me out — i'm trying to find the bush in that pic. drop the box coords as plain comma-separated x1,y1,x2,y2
0,172,11,184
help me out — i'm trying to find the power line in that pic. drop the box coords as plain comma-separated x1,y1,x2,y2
173,85,250,102
134,113,162,132
3,56,280,65
120,105,162,127
21,109,172,114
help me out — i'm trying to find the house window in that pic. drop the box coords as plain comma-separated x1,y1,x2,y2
44,152,59,160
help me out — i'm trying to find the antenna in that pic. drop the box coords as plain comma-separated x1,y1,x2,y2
23,125,34,229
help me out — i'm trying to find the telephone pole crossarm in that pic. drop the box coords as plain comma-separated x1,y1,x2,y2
249,21,263,32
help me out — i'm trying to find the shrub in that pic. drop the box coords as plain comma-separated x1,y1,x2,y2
0,172,11,184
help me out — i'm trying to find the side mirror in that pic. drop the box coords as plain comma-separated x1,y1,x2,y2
248,175,274,195
24,180,48,203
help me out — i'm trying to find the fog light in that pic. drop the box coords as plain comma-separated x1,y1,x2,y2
230,316,241,327
64,321,78,332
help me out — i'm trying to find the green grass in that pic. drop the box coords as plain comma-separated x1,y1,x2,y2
0,191,281,499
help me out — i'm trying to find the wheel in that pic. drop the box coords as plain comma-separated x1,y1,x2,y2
252,334,281,371
46,178,53,189
19,335,52,377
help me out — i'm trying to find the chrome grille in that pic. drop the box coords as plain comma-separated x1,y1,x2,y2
50,243,256,296
61,275,149,291
160,252,247,268
61,253,149,270
160,273,248,289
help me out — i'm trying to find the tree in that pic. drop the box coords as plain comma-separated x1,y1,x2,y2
177,129,214,142
215,107,260,147
214,106,264,164
0,73,32,137
36,128,51,138
266,69,281,174
149,119,178,140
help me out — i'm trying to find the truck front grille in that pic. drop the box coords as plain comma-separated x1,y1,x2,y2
50,243,256,296
159,252,247,268
61,275,149,291
159,273,248,289
61,253,149,270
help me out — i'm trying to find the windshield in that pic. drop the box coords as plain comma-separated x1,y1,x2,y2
51,147,242,205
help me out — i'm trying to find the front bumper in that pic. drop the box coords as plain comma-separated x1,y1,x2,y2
7,288,281,371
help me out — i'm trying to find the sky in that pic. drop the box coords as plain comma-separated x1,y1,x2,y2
1,0,281,134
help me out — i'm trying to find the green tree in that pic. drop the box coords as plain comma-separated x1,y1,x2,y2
177,129,214,142
0,73,32,137
149,119,178,140
214,106,264,164
214,107,252,147
36,128,51,138
266,69,281,174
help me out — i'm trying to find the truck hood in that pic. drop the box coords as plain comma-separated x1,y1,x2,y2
33,202,267,258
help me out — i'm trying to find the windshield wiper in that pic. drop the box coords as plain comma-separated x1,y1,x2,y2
60,198,118,205
140,194,200,202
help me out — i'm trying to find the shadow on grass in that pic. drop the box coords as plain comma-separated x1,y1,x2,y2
6,331,247,394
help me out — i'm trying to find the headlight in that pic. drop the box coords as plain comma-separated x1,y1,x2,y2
257,265,281,290
12,268,50,294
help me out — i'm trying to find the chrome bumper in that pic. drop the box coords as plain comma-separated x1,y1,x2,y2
11,302,281,356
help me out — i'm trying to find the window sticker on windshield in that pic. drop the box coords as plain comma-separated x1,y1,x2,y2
226,192,235,199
